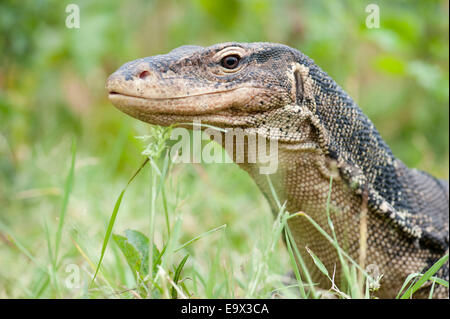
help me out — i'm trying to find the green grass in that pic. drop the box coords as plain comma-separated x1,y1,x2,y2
0,123,448,298
6,125,438,299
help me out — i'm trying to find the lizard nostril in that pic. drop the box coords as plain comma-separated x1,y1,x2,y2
139,70,150,80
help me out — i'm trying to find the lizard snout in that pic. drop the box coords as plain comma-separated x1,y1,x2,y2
105,60,155,98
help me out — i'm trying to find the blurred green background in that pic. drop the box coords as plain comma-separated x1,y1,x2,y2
0,0,448,298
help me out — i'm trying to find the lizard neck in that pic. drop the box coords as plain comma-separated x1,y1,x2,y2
227,137,338,216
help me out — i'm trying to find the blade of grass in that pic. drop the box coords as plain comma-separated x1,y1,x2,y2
171,254,189,298
54,140,76,264
285,225,318,298
33,272,51,298
0,220,47,273
428,279,436,299
90,158,149,286
148,148,172,280
306,246,329,278
177,122,227,133
159,150,171,236
284,228,307,298
400,253,449,299
265,174,281,209
247,206,287,298
148,163,158,288
44,219,60,296
395,272,420,298
0,222,53,297
289,212,372,280
265,174,316,298
157,265,188,299
174,224,227,252
324,177,355,296
429,276,448,287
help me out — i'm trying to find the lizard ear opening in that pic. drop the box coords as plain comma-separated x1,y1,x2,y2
293,64,304,105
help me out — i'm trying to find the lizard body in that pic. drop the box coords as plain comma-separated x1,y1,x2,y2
106,42,449,298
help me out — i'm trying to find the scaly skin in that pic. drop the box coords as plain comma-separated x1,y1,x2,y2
106,42,449,298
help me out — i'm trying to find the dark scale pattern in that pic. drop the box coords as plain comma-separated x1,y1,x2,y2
107,42,449,298
303,59,447,249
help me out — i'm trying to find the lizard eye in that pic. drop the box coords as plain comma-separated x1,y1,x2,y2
221,55,240,69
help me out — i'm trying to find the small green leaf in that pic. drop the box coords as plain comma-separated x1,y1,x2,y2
114,229,167,280
171,254,189,299
153,243,167,276
306,246,329,278
125,229,151,275
113,234,142,279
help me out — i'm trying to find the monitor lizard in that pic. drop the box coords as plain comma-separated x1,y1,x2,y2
106,42,449,298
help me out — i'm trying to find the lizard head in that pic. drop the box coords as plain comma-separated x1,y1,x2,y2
107,42,316,142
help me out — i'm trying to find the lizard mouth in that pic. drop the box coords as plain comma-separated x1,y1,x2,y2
108,87,260,115
108,91,232,115
107,88,264,127
106,85,278,128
